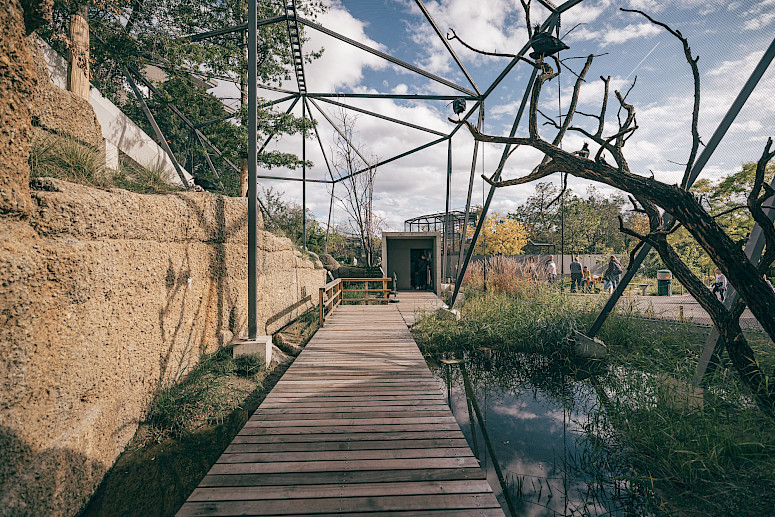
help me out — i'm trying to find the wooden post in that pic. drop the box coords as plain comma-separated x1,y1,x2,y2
240,157,249,197
67,5,90,101
319,287,324,326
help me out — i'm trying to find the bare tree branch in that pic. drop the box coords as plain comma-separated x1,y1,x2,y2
446,28,535,65
623,8,701,189
748,137,775,271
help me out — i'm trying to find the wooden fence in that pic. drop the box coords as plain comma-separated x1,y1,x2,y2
319,277,391,325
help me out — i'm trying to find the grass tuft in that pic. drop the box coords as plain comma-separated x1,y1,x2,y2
143,348,263,442
29,132,183,194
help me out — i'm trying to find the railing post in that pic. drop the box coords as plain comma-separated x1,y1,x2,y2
319,286,324,326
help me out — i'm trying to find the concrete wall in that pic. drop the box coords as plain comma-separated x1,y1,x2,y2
36,38,192,185
382,232,441,294
0,179,325,516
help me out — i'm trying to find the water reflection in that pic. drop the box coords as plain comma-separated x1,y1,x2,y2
431,352,651,516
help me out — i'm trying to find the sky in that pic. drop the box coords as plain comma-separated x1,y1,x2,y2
212,0,775,233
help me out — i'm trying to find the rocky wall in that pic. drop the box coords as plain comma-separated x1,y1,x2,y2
0,0,37,216
0,179,325,516
28,37,104,152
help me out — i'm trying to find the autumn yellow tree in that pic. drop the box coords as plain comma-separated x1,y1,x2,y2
470,212,529,255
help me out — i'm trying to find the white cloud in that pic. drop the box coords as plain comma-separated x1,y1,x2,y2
568,23,661,45
303,1,389,91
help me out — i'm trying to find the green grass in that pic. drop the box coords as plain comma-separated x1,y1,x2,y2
143,348,264,442
413,279,775,516
29,132,182,194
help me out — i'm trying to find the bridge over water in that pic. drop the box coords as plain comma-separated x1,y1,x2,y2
177,291,503,516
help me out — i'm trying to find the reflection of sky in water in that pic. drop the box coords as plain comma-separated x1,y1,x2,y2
436,362,646,516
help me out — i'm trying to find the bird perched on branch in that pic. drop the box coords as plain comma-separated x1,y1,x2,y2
450,98,466,121
574,142,590,158
529,25,569,60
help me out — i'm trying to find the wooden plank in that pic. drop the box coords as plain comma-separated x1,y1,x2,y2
230,430,466,444
187,479,494,501
254,404,451,413
224,438,471,453
243,416,458,428
217,447,476,464
236,423,463,435
177,494,501,515
198,467,486,487
208,456,481,475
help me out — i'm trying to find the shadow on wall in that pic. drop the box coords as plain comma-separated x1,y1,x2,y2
159,194,243,387
0,426,106,515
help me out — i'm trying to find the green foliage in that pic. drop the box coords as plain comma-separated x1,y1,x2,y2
144,347,264,441
29,132,108,185
259,186,331,254
29,132,183,193
510,183,635,254
42,0,324,197
112,157,184,194
412,288,598,356
121,77,314,197
233,354,265,378
43,0,325,103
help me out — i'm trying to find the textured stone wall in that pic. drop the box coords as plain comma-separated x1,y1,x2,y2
28,38,104,151
0,179,325,516
0,0,37,215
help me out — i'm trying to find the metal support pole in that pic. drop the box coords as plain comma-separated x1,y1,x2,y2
587,35,775,338
694,176,775,385
303,97,338,254
247,0,258,340
449,68,539,308
123,68,189,188
443,138,452,281
457,104,485,281
302,97,307,251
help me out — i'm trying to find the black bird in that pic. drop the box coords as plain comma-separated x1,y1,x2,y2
193,174,222,192
451,98,467,120
576,142,590,158
529,26,569,60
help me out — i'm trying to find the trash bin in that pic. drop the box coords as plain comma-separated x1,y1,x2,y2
657,269,672,296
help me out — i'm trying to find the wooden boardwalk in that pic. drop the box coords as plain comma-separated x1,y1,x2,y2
177,303,503,516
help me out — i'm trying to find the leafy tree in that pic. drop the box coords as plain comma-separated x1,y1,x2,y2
510,183,630,254
42,0,324,194
258,186,329,254
470,212,529,255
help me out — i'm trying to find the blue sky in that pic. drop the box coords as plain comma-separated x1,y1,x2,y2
216,0,775,232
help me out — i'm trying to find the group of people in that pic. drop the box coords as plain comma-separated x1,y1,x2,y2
543,254,623,293
539,254,774,300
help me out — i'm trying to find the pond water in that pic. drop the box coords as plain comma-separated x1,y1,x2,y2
430,351,652,517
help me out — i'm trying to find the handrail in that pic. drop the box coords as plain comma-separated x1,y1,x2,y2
319,277,391,325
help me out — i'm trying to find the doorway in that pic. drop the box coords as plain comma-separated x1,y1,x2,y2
410,249,433,290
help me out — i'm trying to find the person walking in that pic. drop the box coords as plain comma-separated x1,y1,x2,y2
603,255,623,293
545,255,557,283
569,255,582,293
711,268,727,301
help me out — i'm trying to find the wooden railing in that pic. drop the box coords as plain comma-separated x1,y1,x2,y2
319,277,392,325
